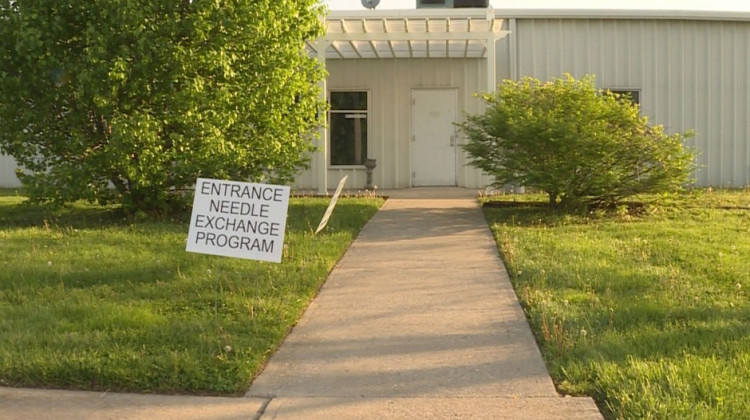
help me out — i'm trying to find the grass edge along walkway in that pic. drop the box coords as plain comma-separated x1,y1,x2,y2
0,192,384,396
483,189,750,420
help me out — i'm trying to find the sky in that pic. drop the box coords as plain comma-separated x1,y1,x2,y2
323,0,750,12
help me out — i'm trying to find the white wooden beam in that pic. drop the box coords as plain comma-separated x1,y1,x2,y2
485,8,497,93
315,39,329,195
324,30,495,42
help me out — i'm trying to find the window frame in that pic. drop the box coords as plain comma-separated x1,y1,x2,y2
328,90,370,168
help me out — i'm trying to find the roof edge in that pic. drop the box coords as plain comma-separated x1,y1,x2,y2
494,8,750,21
327,8,495,20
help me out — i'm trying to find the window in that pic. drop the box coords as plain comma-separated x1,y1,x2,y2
607,89,640,106
419,0,448,5
329,91,368,166
454,0,489,7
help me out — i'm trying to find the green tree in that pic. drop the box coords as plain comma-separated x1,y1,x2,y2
459,74,695,207
0,0,326,213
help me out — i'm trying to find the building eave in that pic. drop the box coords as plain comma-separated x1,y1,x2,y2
494,8,750,22
311,7,506,60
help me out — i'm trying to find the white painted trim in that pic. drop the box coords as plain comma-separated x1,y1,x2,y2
315,39,329,195
316,8,507,60
328,9,497,19
325,31,496,42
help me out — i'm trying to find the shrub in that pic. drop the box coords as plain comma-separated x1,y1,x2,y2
459,74,696,207
0,1,326,213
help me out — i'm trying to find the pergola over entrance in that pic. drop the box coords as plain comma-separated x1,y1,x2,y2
308,8,506,194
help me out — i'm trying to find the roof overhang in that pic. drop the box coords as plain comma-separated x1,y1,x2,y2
495,8,750,22
309,8,507,60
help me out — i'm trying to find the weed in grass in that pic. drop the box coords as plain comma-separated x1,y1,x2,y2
539,310,568,357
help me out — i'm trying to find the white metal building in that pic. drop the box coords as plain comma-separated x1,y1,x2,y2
0,154,20,188
295,5,750,192
298,8,504,192
2,5,749,191
499,8,750,189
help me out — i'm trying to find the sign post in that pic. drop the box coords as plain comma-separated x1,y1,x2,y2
315,175,348,235
186,178,290,263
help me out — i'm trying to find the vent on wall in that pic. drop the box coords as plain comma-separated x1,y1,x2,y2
416,0,489,7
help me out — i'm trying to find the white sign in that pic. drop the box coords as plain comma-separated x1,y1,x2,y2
186,178,290,263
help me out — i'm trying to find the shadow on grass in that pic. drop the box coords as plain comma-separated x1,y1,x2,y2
0,194,384,394
0,196,380,234
482,205,590,229
0,201,130,229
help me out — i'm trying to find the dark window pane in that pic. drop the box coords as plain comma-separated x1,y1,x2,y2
330,113,368,165
330,91,368,111
608,89,640,105
454,0,489,7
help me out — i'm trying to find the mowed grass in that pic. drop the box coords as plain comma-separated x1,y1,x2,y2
0,190,383,395
483,189,750,419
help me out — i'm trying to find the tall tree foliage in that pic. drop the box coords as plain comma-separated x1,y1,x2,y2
459,75,696,207
0,0,326,212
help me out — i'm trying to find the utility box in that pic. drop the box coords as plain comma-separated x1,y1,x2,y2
416,0,489,8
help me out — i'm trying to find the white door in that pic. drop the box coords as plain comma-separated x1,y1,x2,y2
412,89,457,186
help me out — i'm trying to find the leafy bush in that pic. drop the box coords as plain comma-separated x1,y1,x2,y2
459,74,696,207
0,0,326,213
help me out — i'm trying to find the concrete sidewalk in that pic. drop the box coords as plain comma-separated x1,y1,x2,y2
246,187,602,419
0,187,603,419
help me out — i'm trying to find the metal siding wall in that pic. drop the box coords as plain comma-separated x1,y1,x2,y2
512,18,750,187
0,154,22,188
294,57,490,190
495,21,512,80
4,18,749,191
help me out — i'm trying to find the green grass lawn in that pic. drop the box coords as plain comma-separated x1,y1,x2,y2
0,191,383,395
483,189,750,420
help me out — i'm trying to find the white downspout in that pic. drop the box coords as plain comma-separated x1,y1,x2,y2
509,18,518,81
